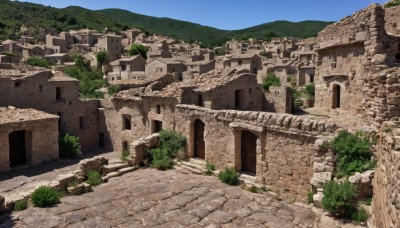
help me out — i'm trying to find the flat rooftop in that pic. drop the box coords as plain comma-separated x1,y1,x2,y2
0,107,58,125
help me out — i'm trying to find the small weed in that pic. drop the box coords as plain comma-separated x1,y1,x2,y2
307,191,314,204
121,149,130,161
385,127,394,133
67,178,80,188
205,162,216,176
260,186,268,192
218,167,240,185
250,186,259,193
14,199,28,211
363,197,372,206
352,207,369,223
85,170,102,186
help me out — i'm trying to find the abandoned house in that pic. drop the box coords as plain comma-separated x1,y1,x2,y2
0,107,59,172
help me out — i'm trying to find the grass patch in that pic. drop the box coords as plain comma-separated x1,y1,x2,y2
67,178,80,188
205,162,216,176
13,199,28,211
31,186,60,207
332,130,376,178
85,170,102,186
148,130,186,170
218,167,240,185
121,149,130,162
27,56,53,69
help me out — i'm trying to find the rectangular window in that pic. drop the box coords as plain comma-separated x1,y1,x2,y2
198,94,203,107
122,115,132,130
79,117,84,130
39,85,43,93
56,87,62,100
156,105,161,114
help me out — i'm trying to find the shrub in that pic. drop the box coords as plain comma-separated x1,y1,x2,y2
59,133,81,159
352,208,369,223
95,50,108,66
289,87,302,101
121,149,130,161
108,84,120,95
250,186,260,193
218,167,240,185
85,170,102,186
14,199,28,211
129,44,149,59
205,162,216,176
31,186,60,207
321,180,357,218
332,130,375,177
262,73,281,92
148,130,186,170
307,192,314,204
305,83,315,98
27,56,53,68
287,75,297,86
386,0,400,8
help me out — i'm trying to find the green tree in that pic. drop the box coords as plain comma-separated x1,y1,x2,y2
262,73,281,92
129,44,149,59
96,50,108,67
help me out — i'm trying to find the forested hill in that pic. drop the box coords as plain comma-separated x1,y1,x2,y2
0,0,333,47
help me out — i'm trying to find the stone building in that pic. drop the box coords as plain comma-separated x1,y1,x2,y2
43,53,70,64
0,65,100,150
0,107,59,172
145,58,186,80
223,53,262,75
22,45,45,59
0,55,21,64
45,35,67,54
97,34,123,62
107,55,146,81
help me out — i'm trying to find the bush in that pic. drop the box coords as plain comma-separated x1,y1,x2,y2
129,44,149,59
352,208,369,223
305,83,315,98
108,84,120,95
262,73,281,92
148,130,186,170
307,192,314,204
27,56,53,69
332,130,375,177
85,170,102,186
287,75,297,86
59,133,81,159
121,149,130,161
14,199,28,211
31,186,60,207
321,180,357,218
386,0,400,8
95,50,108,66
218,167,240,185
205,162,216,176
289,87,302,101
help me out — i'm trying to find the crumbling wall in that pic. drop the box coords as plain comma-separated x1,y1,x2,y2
175,105,337,197
263,86,292,114
372,120,400,228
385,5,400,35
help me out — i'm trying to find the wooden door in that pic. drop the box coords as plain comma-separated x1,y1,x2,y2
241,131,257,174
9,130,26,167
194,120,205,159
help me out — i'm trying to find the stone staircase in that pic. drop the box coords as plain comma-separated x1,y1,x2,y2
175,158,208,175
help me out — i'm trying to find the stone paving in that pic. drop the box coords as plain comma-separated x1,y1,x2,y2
1,169,317,228
0,149,118,201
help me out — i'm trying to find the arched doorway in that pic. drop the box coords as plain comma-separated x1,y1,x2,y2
9,130,26,167
194,120,205,159
332,84,341,109
241,130,257,174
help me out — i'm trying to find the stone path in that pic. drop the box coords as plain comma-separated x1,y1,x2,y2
1,169,317,228
0,149,118,201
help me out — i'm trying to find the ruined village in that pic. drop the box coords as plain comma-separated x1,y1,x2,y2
0,1,399,228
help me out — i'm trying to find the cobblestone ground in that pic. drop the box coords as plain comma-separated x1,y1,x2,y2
2,169,317,228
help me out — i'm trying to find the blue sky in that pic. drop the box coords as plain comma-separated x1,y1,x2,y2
20,0,387,30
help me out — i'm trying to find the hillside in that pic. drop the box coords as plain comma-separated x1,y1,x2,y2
0,0,333,47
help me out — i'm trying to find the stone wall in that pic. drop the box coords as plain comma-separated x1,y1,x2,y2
100,95,178,154
0,108,59,172
263,86,293,114
174,105,337,197
0,71,100,150
385,5,400,35
371,120,400,228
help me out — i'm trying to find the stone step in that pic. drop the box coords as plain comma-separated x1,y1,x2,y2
181,161,205,171
239,173,256,184
178,164,203,175
189,158,207,166
117,167,137,176
103,171,120,182
103,163,129,175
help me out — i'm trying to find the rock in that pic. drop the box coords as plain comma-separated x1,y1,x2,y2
67,184,84,195
55,173,76,189
371,54,386,65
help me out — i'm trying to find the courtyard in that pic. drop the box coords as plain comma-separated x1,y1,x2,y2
0,168,317,228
